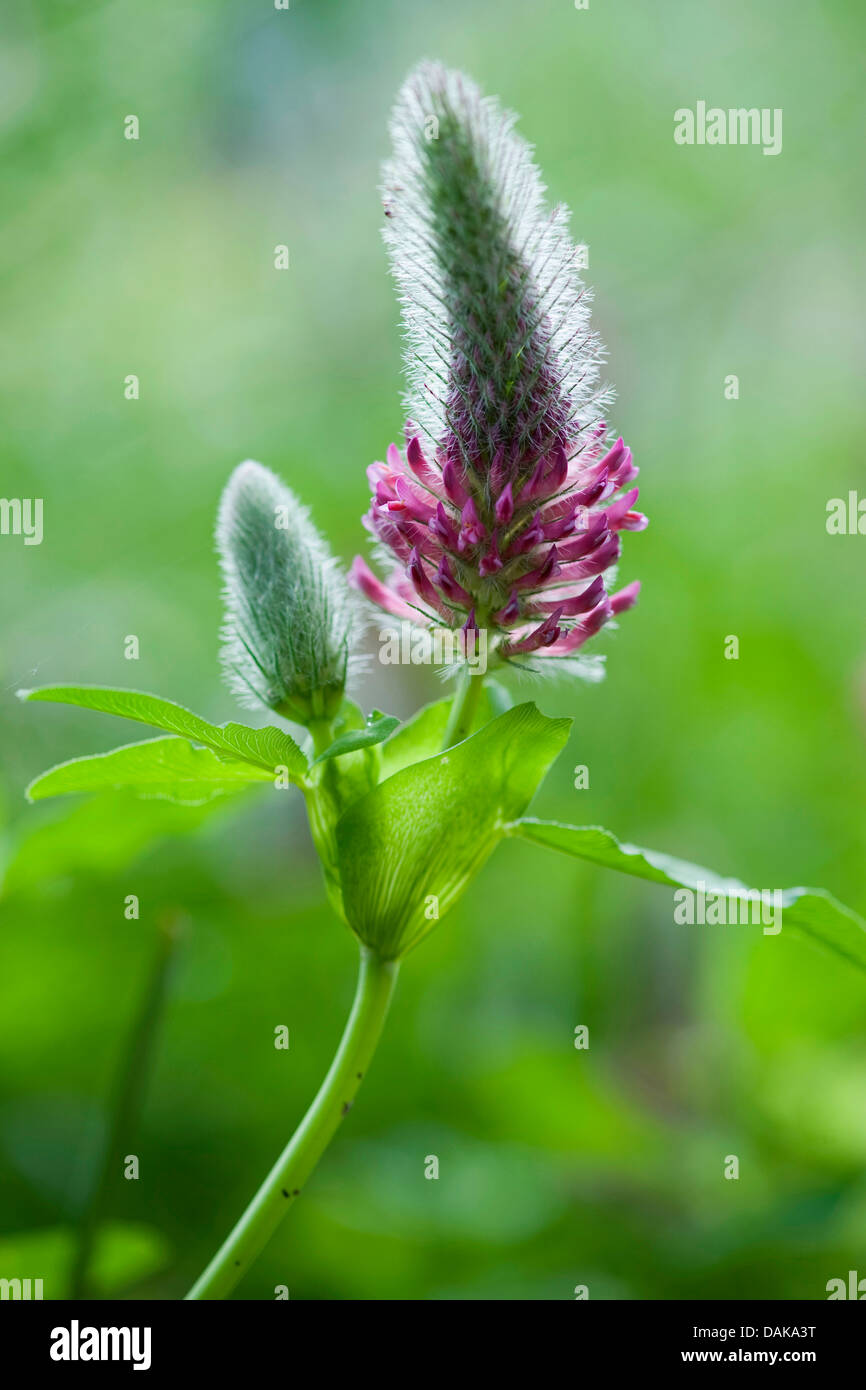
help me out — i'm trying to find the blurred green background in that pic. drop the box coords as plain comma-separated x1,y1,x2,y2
1,0,864,1300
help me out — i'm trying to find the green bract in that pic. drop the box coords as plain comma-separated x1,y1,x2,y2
336,703,571,959
377,680,512,779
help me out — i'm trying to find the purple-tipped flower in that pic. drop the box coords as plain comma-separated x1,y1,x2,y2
351,62,646,672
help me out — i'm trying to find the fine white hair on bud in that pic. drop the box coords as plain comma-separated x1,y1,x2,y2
216,460,356,725
381,60,613,476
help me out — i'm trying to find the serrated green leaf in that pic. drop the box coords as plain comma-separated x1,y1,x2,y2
314,709,400,764
336,703,571,959
18,684,307,782
26,736,275,806
512,819,866,976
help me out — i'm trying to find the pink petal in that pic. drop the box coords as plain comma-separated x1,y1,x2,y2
610,580,641,614
604,486,640,528
349,556,430,624
543,597,614,655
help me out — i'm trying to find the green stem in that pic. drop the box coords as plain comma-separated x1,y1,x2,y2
185,945,399,1301
442,665,485,749
308,717,335,759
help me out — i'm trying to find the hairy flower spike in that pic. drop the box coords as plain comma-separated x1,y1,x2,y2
382,62,611,476
217,461,355,724
353,62,646,674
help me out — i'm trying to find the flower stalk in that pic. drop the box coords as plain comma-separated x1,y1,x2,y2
442,667,485,749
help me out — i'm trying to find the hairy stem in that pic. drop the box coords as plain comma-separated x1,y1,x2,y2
185,945,399,1300
442,666,485,749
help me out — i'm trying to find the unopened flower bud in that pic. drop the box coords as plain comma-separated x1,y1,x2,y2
217,460,355,725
